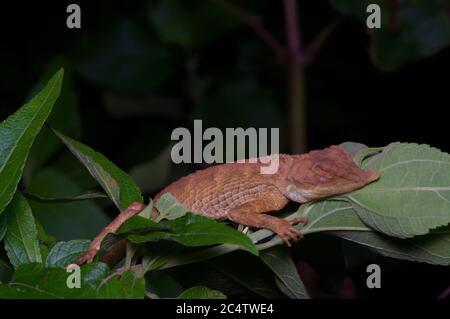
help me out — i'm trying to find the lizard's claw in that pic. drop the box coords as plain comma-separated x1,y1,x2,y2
275,222,303,247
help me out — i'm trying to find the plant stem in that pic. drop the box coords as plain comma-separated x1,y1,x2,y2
284,0,307,154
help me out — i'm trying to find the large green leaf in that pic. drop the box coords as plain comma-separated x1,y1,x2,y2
4,193,42,268
0,263,97,298
52,129,143,210
0,69,63,214
301,200,450,266
127,213,258,256
179,286,226,299
25,57,80,181
97,269,145,299
347,142,450,238
260,246,309,299
46,240,91,268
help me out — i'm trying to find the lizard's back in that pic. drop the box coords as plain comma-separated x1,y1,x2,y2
154,160,280,219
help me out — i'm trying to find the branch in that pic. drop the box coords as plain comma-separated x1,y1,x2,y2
217,0,286,61
303,20,341,64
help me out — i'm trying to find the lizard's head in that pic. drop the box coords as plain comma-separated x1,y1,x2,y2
281,145,379,203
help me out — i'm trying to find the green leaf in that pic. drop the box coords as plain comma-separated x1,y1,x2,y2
0,69,63,214
155,192,188,221
46,240,91,268
117,216,162,235
27,169,109,241
347,142,450,238
97,269,145,299
25,57,80,181
260,246,309,299
82,262,110,289
301,200,450,266
4,193,42,267
179,286,226,299
52,129,143,210
0,263,96,298
128,213,258,256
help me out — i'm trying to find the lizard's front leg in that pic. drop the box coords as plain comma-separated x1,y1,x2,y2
74,202,146,265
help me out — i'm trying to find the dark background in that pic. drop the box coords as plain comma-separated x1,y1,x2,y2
1,0,449,298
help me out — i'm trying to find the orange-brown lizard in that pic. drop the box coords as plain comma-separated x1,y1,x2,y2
75,145,378,265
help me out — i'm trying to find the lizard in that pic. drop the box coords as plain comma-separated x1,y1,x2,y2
75,145,379,265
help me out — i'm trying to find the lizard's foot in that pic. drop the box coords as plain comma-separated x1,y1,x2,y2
74,248,98,265
275,221,303,247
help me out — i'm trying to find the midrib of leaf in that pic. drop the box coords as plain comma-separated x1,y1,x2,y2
379,159,450,172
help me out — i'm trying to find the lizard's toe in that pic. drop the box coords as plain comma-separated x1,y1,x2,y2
277,224,303,246
289,217,308,226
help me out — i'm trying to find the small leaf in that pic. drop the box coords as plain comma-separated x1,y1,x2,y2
97,269,145,299
0,69,63,214
46,240,91,268
179,286,226,299
52,129,143,210
260,246,309,299
155,192,188,221
347,142,450,238
4,193,42,267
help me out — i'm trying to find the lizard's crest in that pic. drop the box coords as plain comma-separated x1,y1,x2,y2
279,145,379,202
